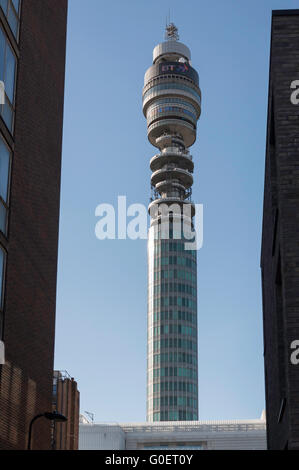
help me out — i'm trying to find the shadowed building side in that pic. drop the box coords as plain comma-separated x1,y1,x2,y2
0,0,68,450
261,9,299,450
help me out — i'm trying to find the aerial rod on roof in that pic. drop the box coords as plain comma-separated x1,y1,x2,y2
165,21,179,41
84,411,95,424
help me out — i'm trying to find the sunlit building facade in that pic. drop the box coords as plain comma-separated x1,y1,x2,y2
52,371,80,450
79,415,267,450
143,25,201,421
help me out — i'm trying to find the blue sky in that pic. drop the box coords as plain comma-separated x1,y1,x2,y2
54,0,297,423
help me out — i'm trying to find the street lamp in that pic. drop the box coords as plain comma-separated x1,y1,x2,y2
27,411,67,450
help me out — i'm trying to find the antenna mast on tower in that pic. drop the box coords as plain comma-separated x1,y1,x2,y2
165,22,179,41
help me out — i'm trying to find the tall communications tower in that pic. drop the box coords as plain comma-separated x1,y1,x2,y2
143,24,202,421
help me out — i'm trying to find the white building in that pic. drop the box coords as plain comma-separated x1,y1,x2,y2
79,414,267,450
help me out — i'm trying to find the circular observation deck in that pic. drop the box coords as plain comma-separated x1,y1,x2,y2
150,151,194,173
148,119,196,149
151,167,193,190
142,62,201,149
148,198,196,219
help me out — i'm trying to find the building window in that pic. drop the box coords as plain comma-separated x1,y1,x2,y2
0,245,5,306
0,0,21,39
0,244,5,339
0,134,10,235
0,25,17,132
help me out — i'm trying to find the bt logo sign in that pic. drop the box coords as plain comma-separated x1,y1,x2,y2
161,63,189,74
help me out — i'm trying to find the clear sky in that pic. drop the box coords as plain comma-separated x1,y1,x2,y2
54,0,297,423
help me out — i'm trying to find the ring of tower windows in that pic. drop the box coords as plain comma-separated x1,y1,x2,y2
153,268,197,284
143,86,201,110
153,396,198,410
142,76,201,114
154,283,197,298
150,296,197,311
152,366,197,380
143,80,200,100
149,284,197,301
144,91,201,120
143,73,200,96
153,351,197,367
152,381,197,395
154,255,197,270
152,337,197,353
147,105,198,128
148,97,197,111
151,324,197,337
147,99,197,117
150,291,197,307
153,310,197,324
152,411,197,422
148,324,198,341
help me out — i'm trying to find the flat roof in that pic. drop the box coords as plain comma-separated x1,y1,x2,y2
272,9,299,16
80,419,266,432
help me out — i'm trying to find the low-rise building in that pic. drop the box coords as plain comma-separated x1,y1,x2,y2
79,414,266,450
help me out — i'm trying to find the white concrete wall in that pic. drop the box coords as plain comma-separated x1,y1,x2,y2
79,424,125,450
79,420,267,450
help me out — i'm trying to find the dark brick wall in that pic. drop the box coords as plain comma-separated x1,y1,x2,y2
261,10,299,450
0,0,67,450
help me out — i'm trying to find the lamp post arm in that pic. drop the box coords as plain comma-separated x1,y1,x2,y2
27,414,44,450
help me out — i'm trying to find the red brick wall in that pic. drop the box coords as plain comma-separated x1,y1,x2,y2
0,0,68,450
53,376,80,450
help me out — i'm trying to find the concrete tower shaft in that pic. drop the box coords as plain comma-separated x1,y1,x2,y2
144,26,201,422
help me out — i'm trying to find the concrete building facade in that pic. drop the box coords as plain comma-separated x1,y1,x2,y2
143,24,201,422
79,416,267,450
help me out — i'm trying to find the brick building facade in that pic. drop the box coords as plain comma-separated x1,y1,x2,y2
52,371,80,450
0,0,68,450
261,9,299,450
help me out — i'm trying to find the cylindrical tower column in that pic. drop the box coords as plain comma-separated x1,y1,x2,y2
143,24,201,422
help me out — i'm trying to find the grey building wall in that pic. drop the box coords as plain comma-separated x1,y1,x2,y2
144,31,201,423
